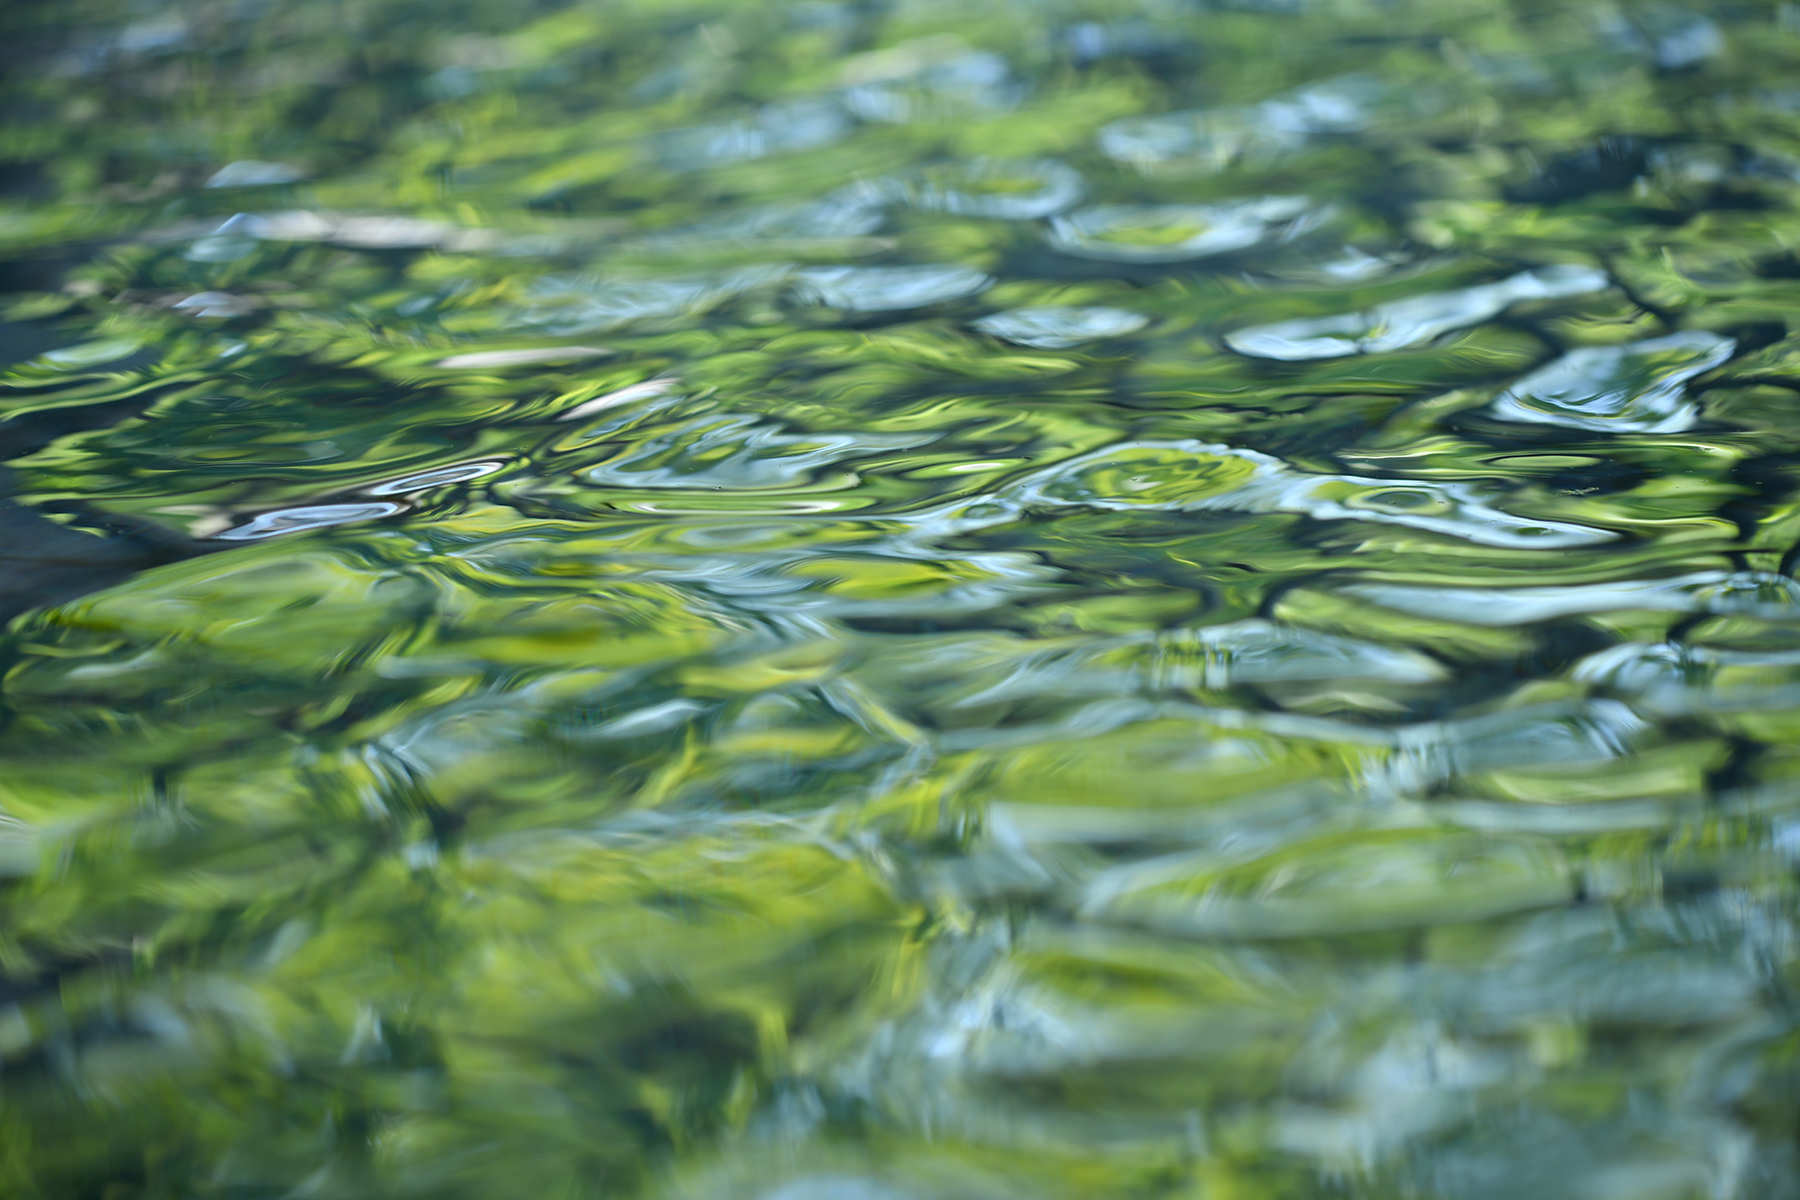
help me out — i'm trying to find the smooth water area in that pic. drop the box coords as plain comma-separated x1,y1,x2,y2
3,0,1800,1195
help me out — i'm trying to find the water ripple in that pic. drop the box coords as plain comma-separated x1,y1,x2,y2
1225,265,1610,360
6,1,1800,1194
655,98,854,169
1098,74,1434,170
1345,570,1800,624
790,263,993,312
970,305,1149,348
998,439,1613,548
862,158,1085,220
1047,197,1329,263
1488,331,1737,433
214,501,405,540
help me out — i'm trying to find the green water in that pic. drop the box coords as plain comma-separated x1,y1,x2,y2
4,0,1800,1195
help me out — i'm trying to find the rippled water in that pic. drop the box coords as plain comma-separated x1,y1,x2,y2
5,0,1800,1196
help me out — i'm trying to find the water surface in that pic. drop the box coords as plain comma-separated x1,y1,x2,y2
4,0,1800,1196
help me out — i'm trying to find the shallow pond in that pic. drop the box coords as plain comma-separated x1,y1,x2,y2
3,0,1800,1196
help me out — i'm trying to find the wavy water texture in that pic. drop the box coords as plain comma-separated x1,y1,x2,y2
1224,265,1610,360
2,0,1800,1198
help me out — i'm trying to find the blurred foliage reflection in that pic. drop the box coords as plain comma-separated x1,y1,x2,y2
4,0,1800,1195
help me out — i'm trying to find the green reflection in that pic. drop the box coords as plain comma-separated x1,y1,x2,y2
3,0,1800,1196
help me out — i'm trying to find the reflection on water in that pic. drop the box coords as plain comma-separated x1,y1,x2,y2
3,0,1800,1195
